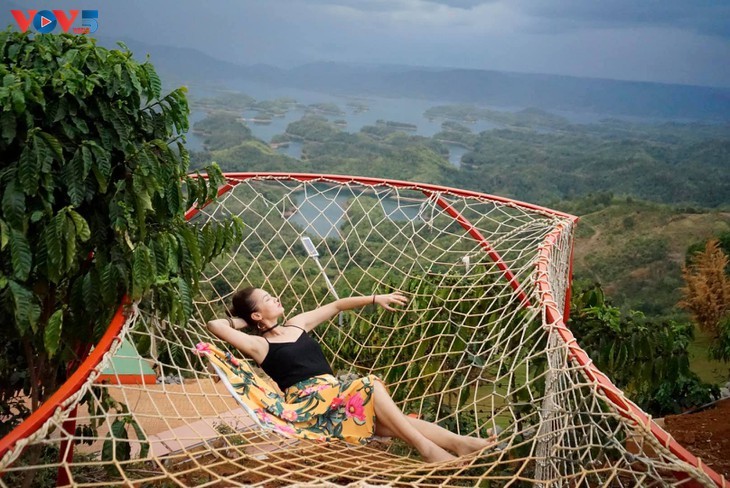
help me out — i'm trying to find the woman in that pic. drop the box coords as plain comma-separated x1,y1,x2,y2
207,286,494,463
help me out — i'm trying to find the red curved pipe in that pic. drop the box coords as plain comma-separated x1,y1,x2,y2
424,190,531,307
189,172,577,221
534,224,727,488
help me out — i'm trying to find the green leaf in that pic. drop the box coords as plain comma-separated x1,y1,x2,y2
102,419,130,462
110,110,131,142
18,138,42,194
10,229,32,281
73,117,89,135
99,262,118,303
204,163,224,198
45,212,64,276
165,234,180,275
0,111,16,143
96,114,117,148
0,219,8,251
7,280,40,335
30,211,44,223
132,174,153,212
131,244,152,299
44,309,64,357
63,212,78,271
1,181,26,227
128,418,149,459
151,238,168,277
89,144,111,193
200,224,215,262
82,271,99,313
50,98,68,123
177,277,192,320
11,87,25,114
165,176,182,216
179,226,201,271
81,145,94,179
68,209,91,242
37,131,64,163
143,63,161,99
64,151,86,206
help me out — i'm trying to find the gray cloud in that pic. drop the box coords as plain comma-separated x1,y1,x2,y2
422,0,497,8
5,0,730,87
516,0,730,39
288,0,496,12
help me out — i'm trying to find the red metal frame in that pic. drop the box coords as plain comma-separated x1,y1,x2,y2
187,172,577,220
424,190,532,307
1,173,725,487
534,223,727,488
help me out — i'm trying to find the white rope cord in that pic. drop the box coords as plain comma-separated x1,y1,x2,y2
0,175,721,487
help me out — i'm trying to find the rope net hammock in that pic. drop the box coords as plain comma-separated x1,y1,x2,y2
0,173,726,487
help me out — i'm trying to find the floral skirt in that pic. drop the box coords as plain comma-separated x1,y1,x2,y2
196,343,378,445
276,374,377,444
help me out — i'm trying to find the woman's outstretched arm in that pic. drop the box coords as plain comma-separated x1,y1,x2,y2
288,292,408,332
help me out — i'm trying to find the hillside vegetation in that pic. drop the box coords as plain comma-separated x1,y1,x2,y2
571,199,730,313
190,103,730,322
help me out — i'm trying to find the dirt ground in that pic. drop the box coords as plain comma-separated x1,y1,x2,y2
663,398,730,480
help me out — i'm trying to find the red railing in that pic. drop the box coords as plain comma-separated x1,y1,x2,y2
534,222,727,488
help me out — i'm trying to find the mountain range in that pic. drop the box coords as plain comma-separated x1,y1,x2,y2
96,37,730,122
0,8,727,122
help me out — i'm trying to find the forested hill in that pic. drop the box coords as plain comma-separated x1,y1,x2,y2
450,124,730,209
98,38,730,122
284,62,730,121
193,110,730,210
189,108,730,321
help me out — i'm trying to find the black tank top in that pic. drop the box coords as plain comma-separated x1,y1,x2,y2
260,325,334,392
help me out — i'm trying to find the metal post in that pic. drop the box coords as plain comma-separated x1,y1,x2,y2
301,237,342,326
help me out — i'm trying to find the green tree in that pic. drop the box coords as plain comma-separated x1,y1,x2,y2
192,111,253,151
0,29,242,448
569,284,716,415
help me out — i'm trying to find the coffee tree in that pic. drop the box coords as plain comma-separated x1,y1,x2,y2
0,30,242,436
569,284,716,415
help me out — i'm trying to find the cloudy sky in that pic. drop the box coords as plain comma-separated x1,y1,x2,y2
8,0,730,87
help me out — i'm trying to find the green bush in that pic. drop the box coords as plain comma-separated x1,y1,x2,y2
0,30,242,483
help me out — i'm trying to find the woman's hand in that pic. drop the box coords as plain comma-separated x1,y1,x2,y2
374,292,408,311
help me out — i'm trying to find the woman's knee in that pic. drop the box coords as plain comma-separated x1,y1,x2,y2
372,379,389,398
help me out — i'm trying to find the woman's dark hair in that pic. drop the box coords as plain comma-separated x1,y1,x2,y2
230,286,259,329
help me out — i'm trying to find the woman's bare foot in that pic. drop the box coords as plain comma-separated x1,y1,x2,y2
454,434,497,456
422,444,458,463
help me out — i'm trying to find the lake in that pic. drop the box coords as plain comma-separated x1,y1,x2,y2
289,190,423,239
184,79,504,165
184,79,671,166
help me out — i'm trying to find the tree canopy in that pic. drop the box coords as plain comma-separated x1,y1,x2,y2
0,30,242,435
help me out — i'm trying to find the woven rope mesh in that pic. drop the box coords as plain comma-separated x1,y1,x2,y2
0,174,721,487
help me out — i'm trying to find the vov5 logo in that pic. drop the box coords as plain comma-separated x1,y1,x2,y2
11,10,99,34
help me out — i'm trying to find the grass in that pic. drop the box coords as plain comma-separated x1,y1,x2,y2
688,327,729,385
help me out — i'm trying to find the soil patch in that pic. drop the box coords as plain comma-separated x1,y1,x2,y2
663,398,730,479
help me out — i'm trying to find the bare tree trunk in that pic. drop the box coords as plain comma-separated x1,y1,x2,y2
22,338,40,412
19,445,43,488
